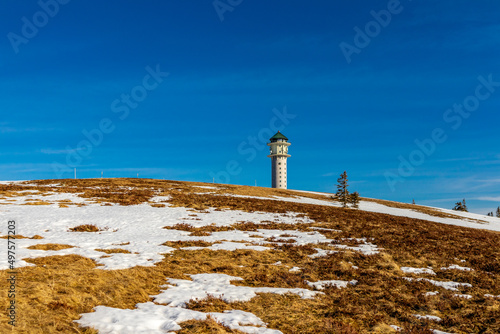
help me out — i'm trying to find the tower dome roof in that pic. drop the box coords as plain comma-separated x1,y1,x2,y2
270,131,288,141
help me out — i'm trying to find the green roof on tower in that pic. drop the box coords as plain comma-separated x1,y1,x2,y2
270,131,288,141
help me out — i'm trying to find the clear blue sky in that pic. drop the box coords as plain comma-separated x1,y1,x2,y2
1,0,499,214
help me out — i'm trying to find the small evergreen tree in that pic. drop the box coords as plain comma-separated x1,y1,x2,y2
487,212,494,217
349,191,360,209
412,199,415,205
452,199,468,212
334,171,361,209
496,206,500,218
335,171,349,208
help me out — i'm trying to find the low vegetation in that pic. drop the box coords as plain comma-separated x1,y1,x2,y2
0,179,498,333
68,224,102,232
95,248,131,254
27,244,74,251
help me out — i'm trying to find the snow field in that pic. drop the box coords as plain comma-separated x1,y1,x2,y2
1,183,496,333
0,191,388,270
77,273,355,334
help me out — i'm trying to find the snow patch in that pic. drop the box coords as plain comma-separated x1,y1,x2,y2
0,197,318,270
76,303,282,334
333,238,380,255
401,267,436,275
306,279,357,290
432,330,455,334
404,277,472,291
413,314,441,322
453,294,472,299
441,264,473,271
309,227,342,232
424,291,439,296
308,248,338,258
77,273,322,333
154,274,321,307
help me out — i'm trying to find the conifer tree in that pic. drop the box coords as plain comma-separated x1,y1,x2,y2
487,212,493,217
335,171,349,208
452,199,468,212
334,171,361,209
496,206,500,218
462,199,468,212
349,191,360,209
412,199,415,205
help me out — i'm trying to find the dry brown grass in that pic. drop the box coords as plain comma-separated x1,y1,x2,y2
57,199,80,208
68,224,101,232
177,316,245,333
162,240,215,248
0,234,43,239
0,178,498,333
0,243,498,333
113,242,130,246
13,178,300,208
0,235,28,239
95,248,131,254
0,255,162,333
163,221,313,235
27,243,74,251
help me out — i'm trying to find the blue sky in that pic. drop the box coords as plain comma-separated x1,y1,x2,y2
1,0,499,214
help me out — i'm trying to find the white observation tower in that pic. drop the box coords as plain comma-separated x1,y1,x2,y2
267,131,291,189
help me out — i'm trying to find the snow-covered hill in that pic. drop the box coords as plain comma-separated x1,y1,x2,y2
288,190,500,232
0,179,498,334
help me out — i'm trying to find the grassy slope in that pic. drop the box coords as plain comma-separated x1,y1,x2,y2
0,178,498,333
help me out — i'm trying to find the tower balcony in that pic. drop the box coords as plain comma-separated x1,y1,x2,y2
267,142,291,147
267,153,291,158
